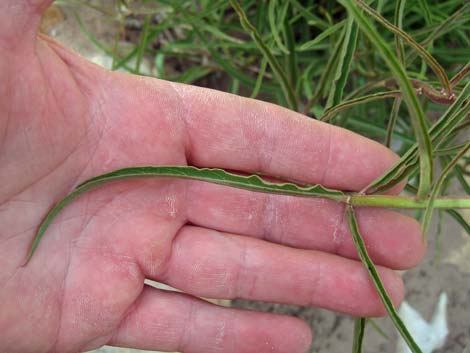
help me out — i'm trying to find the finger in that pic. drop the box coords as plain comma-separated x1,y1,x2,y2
0,1,53,45
109,286,312,353
156,226,404,317
186,181,425,269
169,81,401,191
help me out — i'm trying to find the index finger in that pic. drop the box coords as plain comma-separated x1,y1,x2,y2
169,81,399,191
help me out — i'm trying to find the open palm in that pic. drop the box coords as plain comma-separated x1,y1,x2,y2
0,2,425,353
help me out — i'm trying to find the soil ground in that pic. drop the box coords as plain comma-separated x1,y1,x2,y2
40,2,470,352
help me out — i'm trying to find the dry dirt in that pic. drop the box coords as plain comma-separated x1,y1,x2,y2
40,2,470,352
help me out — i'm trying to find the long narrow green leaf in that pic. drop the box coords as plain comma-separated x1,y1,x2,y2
321,91,400,122
341,0,434,200
366,85,470,194
385,97,402,147
25,166,345,263
354,0,451,94
304,27,346,114
417,0,433,25
326,15,359,109
352,318,366,353
346,206,423,353
186,17,279,93
283,6,299,93
288,0,329,30
250,57,268,98
298,21,345,51
419,3,470,49
268,0,290,54
450,62,470,88
422,143,470,238
446,209,470,235
229,0,298,110
135,14,152,73
394,0,406,64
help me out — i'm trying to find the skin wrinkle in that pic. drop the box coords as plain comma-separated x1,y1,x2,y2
261,193,280,243
177,296,197,353
331,203,348,255
319,123,334,187
233,236,249,299
250,104,275,174
167,81,194,164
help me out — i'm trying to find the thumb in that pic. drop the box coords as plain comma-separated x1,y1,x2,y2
0,0,54,47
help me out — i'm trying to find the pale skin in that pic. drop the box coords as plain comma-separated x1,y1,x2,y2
0,1,426,353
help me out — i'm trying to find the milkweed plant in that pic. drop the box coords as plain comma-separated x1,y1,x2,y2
36,1,470,352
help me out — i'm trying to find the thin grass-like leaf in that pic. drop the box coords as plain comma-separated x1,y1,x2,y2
268,0,290,54
346,206,423,353
304,27,346,114
135,14,152,73
25,166,345,263
385,97,402,147
419,3,470,49
298,21,345,51
435,143,470,157
352,318,366,353
354,0,451,94
450,62,470,88
326,15,359,109
187,18,279,93
321,91,400,122
283,6,299,93
367,100,470,192
422,143,470,238
341,0,434,200
288,0,329,30
368,319,390,340
365,73,470,195
346,116,415,145
250,57,268,98
417,0,433,25
454,165,470,195
394,0,406,64
229,0,298,110
446,209,470,235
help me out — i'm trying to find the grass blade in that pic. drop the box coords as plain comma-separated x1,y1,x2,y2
385,97,402,147
419,3,470,49
321,91,400,122
450,62,470,88
326,15,359,109
268,0,290,54
394,0,406,64
422,143,470,238
365,67,470,195
341,0,434,200
288,0,329,30
352,317,366,353
250,57,268,98
446,209,470,235
229,0,298,110
283,6,299,93
298,21,345,51
417,0,433,25
135,14,152,73
304,27,346,114
354,0,451,94
25,166,345,263
346,205,423,353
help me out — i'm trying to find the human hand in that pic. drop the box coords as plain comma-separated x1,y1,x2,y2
0,1,425,352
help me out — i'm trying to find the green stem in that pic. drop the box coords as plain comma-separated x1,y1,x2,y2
348,195,470,209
